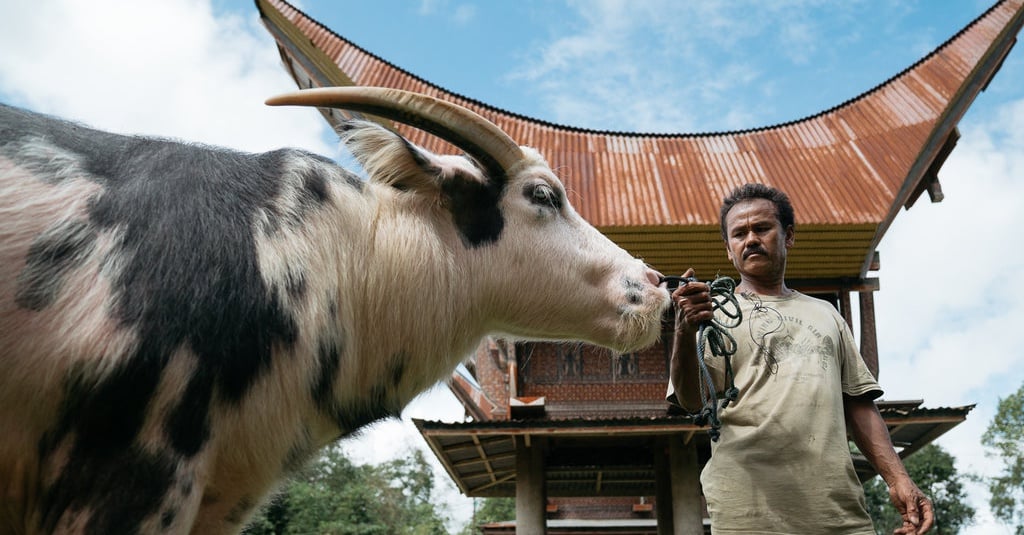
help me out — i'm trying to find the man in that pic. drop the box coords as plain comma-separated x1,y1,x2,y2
668,183,933,534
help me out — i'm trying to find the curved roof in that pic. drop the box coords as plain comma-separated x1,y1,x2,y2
257,0,1023,283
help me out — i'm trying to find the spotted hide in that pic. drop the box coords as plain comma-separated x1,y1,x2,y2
0,96,670,534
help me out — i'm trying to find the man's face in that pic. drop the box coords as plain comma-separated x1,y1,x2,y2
723,198,794,281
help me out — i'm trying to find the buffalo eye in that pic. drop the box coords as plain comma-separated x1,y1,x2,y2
525,183,561,210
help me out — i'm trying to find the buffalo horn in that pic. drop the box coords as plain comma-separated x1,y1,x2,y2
266,86,524,178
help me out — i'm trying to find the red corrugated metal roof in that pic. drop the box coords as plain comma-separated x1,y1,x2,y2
256,0,1024,282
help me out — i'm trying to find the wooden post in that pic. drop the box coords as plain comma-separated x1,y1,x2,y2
655,437,675,535
839,290,853,329
669,437,703,535
515,435,546,534
859,291,879,379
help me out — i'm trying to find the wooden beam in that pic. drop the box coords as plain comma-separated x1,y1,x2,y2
787,277,880,293
469,472,516,494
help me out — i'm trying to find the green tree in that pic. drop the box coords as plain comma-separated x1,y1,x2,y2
863,443,974,534
374,449,451,535
459,497,516,534
475,497,516,524
982,381,1024,534
245,446,450,534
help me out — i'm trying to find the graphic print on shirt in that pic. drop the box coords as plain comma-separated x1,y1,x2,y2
743,294,835,374
744,293,783,373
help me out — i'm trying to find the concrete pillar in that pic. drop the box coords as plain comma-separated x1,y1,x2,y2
515,435,546,534
668,437,703,535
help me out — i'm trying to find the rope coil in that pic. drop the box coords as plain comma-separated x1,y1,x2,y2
665,275,742,441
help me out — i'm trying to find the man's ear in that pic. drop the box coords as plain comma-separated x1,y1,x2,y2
784,225,795,249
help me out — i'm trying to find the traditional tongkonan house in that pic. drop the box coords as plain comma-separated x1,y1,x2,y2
256,1,1023,533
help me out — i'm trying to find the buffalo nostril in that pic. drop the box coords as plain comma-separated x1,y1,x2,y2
645,268,662,286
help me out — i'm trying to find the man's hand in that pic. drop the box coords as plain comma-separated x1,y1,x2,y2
889,479,933,534
671,268,713,335
667,268,716,412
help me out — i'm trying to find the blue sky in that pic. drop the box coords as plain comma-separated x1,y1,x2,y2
264,1,1023,134
2,0,1023,532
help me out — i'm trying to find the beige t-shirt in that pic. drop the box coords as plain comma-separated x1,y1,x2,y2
668,291,881,534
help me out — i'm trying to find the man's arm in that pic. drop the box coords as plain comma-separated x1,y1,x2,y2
668,268,714,413
844,394,934,535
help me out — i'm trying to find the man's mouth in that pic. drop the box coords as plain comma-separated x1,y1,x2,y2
743,249,767,259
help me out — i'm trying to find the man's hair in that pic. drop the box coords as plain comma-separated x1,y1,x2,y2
719,183,795,239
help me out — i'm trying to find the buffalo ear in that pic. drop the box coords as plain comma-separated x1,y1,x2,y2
340,120,443,194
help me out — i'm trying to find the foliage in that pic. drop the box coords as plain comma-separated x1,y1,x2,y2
458,498,516,534
981,381,1024,534
863,443,974,534
475,497,516,524
244,446,450,535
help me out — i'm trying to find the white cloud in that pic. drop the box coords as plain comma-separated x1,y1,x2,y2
877,98,1024,395
0,0,334,155
452,4,477,25
874,95,1024,532
418,0,443,16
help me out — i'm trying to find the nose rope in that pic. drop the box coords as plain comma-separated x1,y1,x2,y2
662,275,742,441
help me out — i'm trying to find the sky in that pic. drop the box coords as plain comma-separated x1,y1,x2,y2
2,0,1022,532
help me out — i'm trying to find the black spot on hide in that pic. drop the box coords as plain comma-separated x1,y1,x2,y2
442,174,505,247
282,427,314,475
226,495,255,525
286,268,308,301
300,165,330,204
77,140,303,457
40,444,177,535
260,155,341,236
15,219,97,310
40,358,162,474
161,508,177,529
324,352,407,436
166,369,214,457
333,386,402,437
390,357,407,388
307,149,364,192
313,338,342,415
